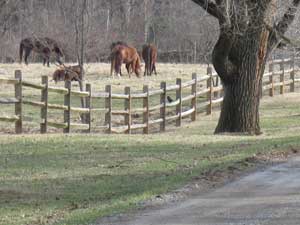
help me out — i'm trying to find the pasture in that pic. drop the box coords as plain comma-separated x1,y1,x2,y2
1,63,300,225
0,93,300,225
0,63,209,134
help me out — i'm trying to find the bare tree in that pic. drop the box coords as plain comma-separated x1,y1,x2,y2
191,0,300,135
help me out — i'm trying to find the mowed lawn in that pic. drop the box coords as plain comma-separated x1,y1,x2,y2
0,92,300,225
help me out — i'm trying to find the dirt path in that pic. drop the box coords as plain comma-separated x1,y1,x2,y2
98,156,300,225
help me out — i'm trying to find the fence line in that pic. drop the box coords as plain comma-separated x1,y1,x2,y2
1,57,300,134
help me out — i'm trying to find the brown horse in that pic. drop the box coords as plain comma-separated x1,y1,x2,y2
142,44,157,76
110,41,132,76
52,65,83,83
20,37,64,67
111,45,141,78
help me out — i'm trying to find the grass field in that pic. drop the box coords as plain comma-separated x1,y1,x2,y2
0,91,300,225
0,63,210,134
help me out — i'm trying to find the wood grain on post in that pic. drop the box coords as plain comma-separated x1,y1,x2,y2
124,87,131,134
160,82,167,132
86,83,92,133
15,70,22,134
290,55,295,93
214,76,219,98
280,60,285,95
176,78,182,127
206,67,213,115
191,73,197,121
269,63,274,97
105,85,112,134
63,81,71,133
40,75,48,134
143,85,149,134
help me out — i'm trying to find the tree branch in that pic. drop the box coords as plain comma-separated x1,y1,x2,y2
276,0,300,34
190,0,226,22
269,0,300,48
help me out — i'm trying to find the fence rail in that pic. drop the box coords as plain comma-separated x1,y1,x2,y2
1,57,300,134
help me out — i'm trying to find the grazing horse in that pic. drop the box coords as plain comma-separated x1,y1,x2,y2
142,44,157,76
111,45,141,78
52,65,83,83
110,41,132,75
20,37,64,67
110,41,128,51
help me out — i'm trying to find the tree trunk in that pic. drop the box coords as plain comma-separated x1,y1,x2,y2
214,29,270,135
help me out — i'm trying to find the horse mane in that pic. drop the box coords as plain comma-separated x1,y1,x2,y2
110,41,128,51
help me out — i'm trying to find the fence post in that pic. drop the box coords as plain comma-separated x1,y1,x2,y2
280,59,285,95
64,81,71,133
143,85,149,134
14,70,22,134
290,55,295,93
191,73,197,121
214,76,219,98
176,78,182,127
105,85,112,134
160,82,166,132
86,83,92,133
124,87,131,134
40,75,48,134
206,67,213,115
269,62,274,97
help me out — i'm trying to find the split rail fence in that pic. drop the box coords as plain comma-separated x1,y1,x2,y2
0,57,299,134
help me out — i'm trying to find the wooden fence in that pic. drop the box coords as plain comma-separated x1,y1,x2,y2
0,57,299,134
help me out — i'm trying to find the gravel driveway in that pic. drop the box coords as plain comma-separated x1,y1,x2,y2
99,156,300,225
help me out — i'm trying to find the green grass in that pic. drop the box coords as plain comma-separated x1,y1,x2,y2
0,93,300,225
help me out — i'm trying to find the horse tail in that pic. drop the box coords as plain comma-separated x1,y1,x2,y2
19,42,24,63
149,47,153,74
135,54,141,77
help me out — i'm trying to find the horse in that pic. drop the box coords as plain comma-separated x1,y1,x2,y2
110,41,133,76
52,65,82,83
142,44,157,76
110,41,128,51
20,37,64,67
110,45,141,78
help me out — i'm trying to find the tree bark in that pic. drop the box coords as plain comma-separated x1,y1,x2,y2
215,28,270,135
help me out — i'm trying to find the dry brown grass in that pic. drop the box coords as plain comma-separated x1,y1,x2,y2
0,63,208,93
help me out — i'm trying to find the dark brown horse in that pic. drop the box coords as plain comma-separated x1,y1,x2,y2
52,65,83,83
111,45,141,78
142,44,157,76
20,37,64,67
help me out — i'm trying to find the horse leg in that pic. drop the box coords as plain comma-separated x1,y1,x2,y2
24,48,32,65
153,64,157,75
45,53,51,67
126,64,130,75
43,56,50,67
110,57,115,77
150,61,155,76
116,60,123,78
148,61,151,76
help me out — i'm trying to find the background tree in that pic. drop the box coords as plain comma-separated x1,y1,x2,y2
0,0,220,63
191,0,300,135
